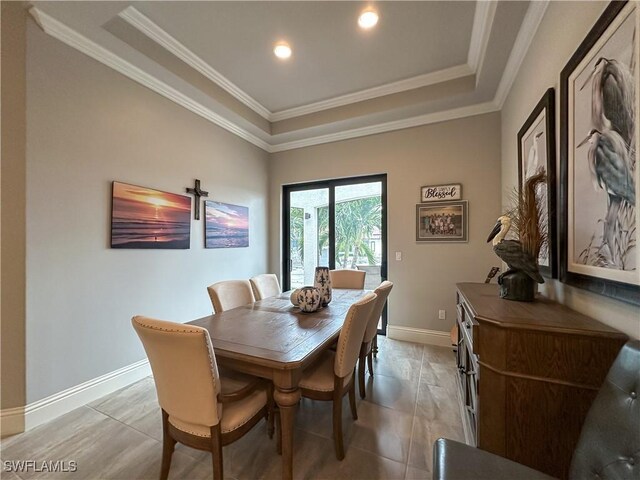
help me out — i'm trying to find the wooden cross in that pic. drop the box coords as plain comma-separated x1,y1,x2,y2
186,179,209,220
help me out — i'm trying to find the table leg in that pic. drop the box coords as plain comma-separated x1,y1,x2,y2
274,387,301,480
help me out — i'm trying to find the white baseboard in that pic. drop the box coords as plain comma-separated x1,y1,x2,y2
387,325,452,347
0,359,151,436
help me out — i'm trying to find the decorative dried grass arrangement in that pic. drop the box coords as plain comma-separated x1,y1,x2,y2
505,168,547,264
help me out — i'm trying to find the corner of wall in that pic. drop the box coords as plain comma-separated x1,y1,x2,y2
1,1,28,432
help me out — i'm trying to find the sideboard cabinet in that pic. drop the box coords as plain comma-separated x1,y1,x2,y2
455,282,627,479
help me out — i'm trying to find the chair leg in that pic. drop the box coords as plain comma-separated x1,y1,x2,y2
372,335,378,358
358,353,366,399
367,350,374,377
210,424,223,480
348,380,358,420
160,411,175,480
332,392,345,460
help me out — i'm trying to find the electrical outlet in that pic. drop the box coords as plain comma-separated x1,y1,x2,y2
438,310,446,320
395,251,402,261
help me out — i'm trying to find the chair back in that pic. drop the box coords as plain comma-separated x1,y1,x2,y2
207,279,255,313
132,316,221,428
569,340,640,479
334,293,377,378
250,274,281,300
363,281,393,343
330,269,366,289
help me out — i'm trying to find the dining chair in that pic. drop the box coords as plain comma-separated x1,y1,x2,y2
249,274,281,300
298,292,377,460
207,279,255,313
132,316,275,480
358,281,393,399
329,269,366,289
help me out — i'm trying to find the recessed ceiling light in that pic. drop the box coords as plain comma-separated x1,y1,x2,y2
358,8,379,29
274,42,292,60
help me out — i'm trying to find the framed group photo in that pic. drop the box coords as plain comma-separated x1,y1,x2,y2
517,87,557,278
416,200,468,243
559,0,639,305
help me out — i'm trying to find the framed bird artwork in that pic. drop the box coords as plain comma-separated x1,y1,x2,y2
517,88,557,279
559,0,639,305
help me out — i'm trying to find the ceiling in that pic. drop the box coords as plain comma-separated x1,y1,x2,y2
29,1,549,152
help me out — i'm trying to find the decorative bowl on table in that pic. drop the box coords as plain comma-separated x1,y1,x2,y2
290,289,301,306
296,286,321,313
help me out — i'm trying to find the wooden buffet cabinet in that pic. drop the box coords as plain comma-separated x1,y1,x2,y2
455,282,628,479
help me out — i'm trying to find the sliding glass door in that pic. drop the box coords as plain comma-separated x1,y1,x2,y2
283,174,387,333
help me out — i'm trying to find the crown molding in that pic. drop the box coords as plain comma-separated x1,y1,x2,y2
118,6,272,121
29,2,544,155
269,101,499,152
494,0,549,108
270,63,474,122
468,1,498,85
29,7,271,152
118,6,481,123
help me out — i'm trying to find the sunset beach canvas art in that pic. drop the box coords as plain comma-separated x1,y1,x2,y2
205,201,249,248
111,182,191,249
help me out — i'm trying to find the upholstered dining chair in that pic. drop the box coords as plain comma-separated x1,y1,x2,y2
249,274,281,300
330,269,366,289
207,279,255,313
298,292,377,460
358,281,393,399
132,316,274,480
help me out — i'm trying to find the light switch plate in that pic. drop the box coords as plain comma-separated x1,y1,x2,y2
395,252,402,261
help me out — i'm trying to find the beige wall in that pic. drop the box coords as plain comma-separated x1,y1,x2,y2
501,1,639,339
1,2,28,419
24,21,270,403
269,112,502,333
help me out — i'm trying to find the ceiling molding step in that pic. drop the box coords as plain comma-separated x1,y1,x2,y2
118,6,273,121
29,7,272,152
270,63,474,122
270,101,499,153
494,0,549,108
468,1,498,85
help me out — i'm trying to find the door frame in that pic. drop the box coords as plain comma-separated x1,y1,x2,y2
282,174,388,334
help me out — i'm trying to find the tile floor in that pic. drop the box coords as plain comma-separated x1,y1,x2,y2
1,337,465,480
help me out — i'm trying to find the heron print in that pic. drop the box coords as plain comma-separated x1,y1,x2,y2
571,5,638,280
521,112,550,268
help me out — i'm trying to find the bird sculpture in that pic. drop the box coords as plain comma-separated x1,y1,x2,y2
487,216,544,284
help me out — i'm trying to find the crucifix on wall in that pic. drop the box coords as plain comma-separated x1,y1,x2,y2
186,179,209,220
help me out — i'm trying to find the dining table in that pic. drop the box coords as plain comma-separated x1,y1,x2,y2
188,287,369,480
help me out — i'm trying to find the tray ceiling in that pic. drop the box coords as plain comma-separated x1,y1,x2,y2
29,1,546,152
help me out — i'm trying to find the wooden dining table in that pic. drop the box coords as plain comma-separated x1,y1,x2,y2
188,288,369,480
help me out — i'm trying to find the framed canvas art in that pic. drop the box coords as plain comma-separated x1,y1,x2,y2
205,201,249,248
559,1,639,304
111,181,191,249
518,88,557,278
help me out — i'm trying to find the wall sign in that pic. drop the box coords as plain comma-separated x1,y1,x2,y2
420,184,462,202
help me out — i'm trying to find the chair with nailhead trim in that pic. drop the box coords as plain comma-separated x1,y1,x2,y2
298,292,377,460
432,340,640,480
132,316,277,480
